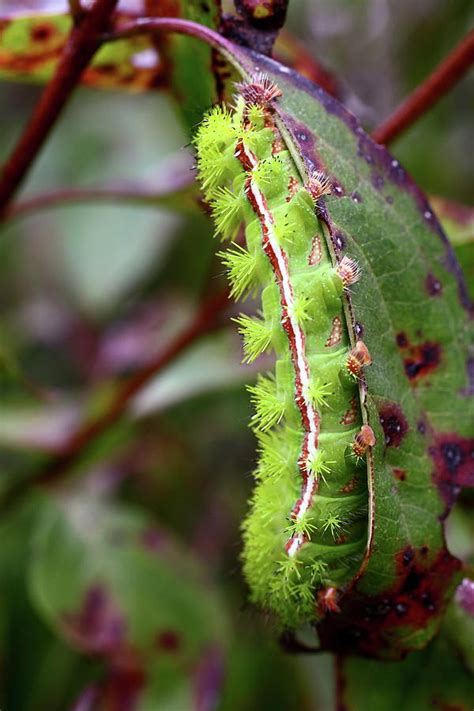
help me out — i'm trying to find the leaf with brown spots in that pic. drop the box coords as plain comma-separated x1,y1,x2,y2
206,42,473,659
337,628,474,711
29,495,227,707
0,1,222,128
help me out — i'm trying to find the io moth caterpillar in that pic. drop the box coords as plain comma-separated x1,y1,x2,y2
195,74,375,628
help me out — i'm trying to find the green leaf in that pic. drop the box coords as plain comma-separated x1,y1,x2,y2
132,330,263,417
29,494,227,707
337,629,474,711
209,46,473,657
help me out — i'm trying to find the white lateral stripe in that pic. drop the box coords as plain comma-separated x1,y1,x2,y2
240,141,320,558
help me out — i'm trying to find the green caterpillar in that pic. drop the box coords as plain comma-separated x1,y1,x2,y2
195,74,375,628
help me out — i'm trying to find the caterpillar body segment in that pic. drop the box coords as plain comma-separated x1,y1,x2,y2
195,76,374,628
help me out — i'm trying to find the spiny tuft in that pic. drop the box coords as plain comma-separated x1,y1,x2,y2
306,378,333,408
247,374,285,432
218,244,258,300
233,314,272,363
210,187,242,240
289,293,313,324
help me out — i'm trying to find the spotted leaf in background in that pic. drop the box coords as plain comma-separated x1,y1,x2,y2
0,0,222,126
29,495,227,708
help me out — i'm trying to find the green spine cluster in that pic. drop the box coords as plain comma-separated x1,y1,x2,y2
194,80,370,628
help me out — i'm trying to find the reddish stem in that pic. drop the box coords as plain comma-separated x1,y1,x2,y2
6,182,196,222
372,30,474,145
103,17,240,58
0,0,119,218
0,288,230,512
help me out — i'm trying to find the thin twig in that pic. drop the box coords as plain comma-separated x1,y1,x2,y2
6,182,196,221
0,0,119,219
6,152,198,221
102,17,238,56
372,29,474,145
0,288,230,512
68,0,85,24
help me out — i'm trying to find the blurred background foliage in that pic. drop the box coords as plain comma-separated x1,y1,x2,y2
0,0,472,709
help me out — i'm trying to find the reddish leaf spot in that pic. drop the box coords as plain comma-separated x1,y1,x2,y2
396,331,408,347
72,669,145,711
426,272,443,296
350,190,363,203
399,341,442,382
140,526,166,552
393,468,406,481
379,404,409,447
62,586,125,656
30,23,55,43
94,63,117,75
417,419,427,435
156,630,181,653
317,548,461,659
429,433,474,510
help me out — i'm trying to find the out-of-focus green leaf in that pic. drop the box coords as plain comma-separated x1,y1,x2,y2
132,330,265,417
208,43,473,658
29,494,227,708
445,578,474,674
0,499,92,710
337,628,474,710
0,402,80,452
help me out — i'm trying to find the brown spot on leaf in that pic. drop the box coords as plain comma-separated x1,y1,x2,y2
426,272,443,296
317,548,461,660
379,404,409,447
429,433,474,511
62,586,125,656
393,468,406,481
31,23,55,43
396,331,408,347
72,668,145,710
401,341,442,382
417,419,427,435
156,630,181,653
